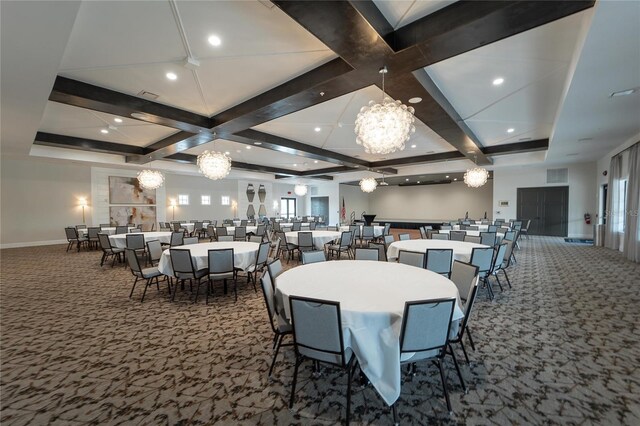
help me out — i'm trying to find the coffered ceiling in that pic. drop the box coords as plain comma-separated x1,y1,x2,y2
2,0,639,183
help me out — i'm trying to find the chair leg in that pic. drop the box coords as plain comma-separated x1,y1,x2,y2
493,274,504,292
268,333,284,377
140,278,150,302
194,279,202,303
129,277,139,299
346,357,353,425
466,326,476,351
448,344,466,393
392,404,398,425
171,279,179,301
100,252,106,266
436,359,453,414
502,269,512,288
459,340,470,363
289,356,302,409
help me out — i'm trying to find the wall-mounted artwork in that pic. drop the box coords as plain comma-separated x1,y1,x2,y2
247,204,256,219
258,204,267,217
258,185,266,202
246,184,255,202
110,206,156,228
109,176,156,204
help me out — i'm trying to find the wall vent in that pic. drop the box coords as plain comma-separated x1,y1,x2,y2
547,168,568,184
137,90,159,100
310,186,319,196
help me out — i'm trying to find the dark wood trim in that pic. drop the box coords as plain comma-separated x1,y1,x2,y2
162,153,316,177
275,174,334,181
481,139,549,156
127,132,216,164
34,132,148,156
370,151,465,168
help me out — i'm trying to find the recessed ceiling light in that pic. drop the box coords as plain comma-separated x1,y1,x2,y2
245,146,251,149
293,163,297,167
254,142,262,145
454,178,458,181
466,150,474,154
493,77,504,86
225,151,230,155
410,144,417,148
610,88,637,97
507,128,515,133
100,129,109,134
166,72,177,80
417,181,421,184
314,127,321,132
314,160,318,164
445,175,449,178
208,35,222,47
114,118,123,123
405,178,409,181
408,97,422,104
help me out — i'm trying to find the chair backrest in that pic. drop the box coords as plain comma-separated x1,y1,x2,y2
458,275,480,339
126,234,145,250
368,242,387,261
183,236,199,245
216,226,228,237
87,227,100,239
146,240,163,263
398,233,411,241
425,249,453,276
267,258,283,280
419,227,427,239
255,241,270,266
169,249,195,276
348,225,360,238
98,233,111,250
339,231,352,248
354,247,379,261
235,226,247,238
492,243,508,272
75,224,87,230
440,225,452,230
464,235,482,244
297,232,314,249
383,223,391,235
289,296,347,366
256,224,266,236
467,225,479,231
503,230,516,241
398,250,425,268
125,248,142,274
170,232,184,246
502,240,515,267
291,221,301,231
383,235,395,245
241,219,248,226
449,230,466,241
399,298,456,355
218,235,234,242
488,225,498,233
309,222,317,230
66,227,79,239
498,227,510,234
208,248,234,275
302,250,326,264
206,225,216,238
480,232,497,246
470,246,494,275
99,223,111,229
431,233,450,240
260,271,278,330
247,235,262,243
361,226,374,238
115,225,128,234
450,261,479,303
426,229,439,239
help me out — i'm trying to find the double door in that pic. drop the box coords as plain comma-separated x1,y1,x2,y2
517,186,568,236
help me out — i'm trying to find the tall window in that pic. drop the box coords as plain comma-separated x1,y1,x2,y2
221,196,230,206
280,197,296,220
201,195,211,205
178,194,189,205
616,179,628,232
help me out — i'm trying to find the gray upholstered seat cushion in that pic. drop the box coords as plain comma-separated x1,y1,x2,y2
141,267,162,278
209,271,234,280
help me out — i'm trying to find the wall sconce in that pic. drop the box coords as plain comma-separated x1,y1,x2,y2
231,200,238,218
79,197,88,224
170,199,177,220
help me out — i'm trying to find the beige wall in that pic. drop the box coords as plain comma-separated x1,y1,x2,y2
1,156,92,247
339,184,370,222
369,181,493,221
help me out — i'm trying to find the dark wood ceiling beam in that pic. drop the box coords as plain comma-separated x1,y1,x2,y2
126,132,215,164
49,76,212,132
482,138,549,156
274,174,334,181
389,1,595,65
163,153,312,178
34,132,148,156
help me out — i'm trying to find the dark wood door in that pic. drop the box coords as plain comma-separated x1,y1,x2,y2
517,186,568,236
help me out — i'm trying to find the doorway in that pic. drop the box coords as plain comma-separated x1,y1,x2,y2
280,197,296,220
517,186,569,236
310,196,329,224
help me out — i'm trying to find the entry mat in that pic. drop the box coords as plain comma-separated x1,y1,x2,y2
564,238,594,244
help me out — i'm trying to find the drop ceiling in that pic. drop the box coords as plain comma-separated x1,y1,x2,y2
1,0,638,183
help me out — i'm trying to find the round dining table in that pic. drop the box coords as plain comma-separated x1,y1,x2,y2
387,239,489,263
109,231,173,248
276,260,464,406
78,226,136,237
225,226,258,234
339,225,385,237
439,229,505,241
180,222,210,234
157,241,260,275
285,230,341,249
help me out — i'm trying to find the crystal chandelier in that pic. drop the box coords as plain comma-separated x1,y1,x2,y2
359,177,378,193
355,66,416,155
136,170,164,190
464,166,490,188
294,184,308,196
197,150,232,180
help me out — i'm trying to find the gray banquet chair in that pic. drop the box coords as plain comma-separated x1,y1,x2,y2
261,271,292,377
354,247,379,261
425,249,453,278
169,249,207,302
398,250,425,269
98,233,123,266
125,248,165,303
470,246,495,300
301,250,326,265
207,248,236,303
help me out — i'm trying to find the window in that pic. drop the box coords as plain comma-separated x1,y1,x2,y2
201,195,211,205
178,194,189,205
280,197,296,220
221,196,230,206
616,179,628,232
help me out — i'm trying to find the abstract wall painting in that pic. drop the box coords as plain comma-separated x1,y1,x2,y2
109,176,156,205
109,206,156,228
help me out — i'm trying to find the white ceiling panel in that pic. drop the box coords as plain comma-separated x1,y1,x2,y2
39,102,179,147
184,139,336,172
373,0,457,29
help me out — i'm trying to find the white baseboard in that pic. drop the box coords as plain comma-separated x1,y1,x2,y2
0,239,67,249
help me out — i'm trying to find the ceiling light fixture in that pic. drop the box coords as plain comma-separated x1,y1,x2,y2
493,77,504,86
464,156,489,188
114,118,123,123
314,127,321,132
245,146,251,150
417,181,421,184
379,173,388,186
507,128,515,133
314,160,319,164
254,142,262,145
359,177,378,193
408,97,422,104
294,184,308,196
100,129,109,134
355,66,415,154
166,72,177,80
197,148,232,180
137,170,165,190
410,144,417,148
405,178,409,181
445,175,450,178
225,151,230,155
208,35,222,47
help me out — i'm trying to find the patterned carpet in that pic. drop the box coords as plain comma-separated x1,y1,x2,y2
1,236,639,425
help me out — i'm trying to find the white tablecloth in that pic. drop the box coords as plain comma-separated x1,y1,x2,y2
387,239,489,263
157,241,259,275
225,226,258,234
180,222,210,233
339,225,385,237
109,231,173,248
285,231,341,248
453,224,511,232
279,222,310,228
78,226,135,237
440,229,505,240
276,260,464,406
